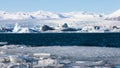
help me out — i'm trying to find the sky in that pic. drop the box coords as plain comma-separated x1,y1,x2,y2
0,0,119,14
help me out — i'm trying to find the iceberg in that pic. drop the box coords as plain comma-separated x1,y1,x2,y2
12,23,21,33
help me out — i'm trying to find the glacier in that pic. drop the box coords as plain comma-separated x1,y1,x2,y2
0,9,120,33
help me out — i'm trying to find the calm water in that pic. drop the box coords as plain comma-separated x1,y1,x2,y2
0,33,120,47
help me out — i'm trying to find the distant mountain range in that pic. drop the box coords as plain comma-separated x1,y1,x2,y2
0,10,104,20
0,9,120,21
0,10,120,33
105,9,120,21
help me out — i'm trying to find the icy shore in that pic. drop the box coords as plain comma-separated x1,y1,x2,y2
0,45,120,68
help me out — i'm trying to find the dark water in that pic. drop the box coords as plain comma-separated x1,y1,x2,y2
0,33,120,47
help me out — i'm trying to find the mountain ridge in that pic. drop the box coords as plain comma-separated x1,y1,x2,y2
0,10,105,20
0,9,120,21
105,9,120,21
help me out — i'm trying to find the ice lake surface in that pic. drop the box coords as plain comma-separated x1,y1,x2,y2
0,45,120,68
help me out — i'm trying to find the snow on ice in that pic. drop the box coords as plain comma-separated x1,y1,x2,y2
0,45,120,68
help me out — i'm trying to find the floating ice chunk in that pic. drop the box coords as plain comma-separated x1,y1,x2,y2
71,60,113,68
1,45,26,49
7,63,27,68
33,53,51,59
0,51,6,54
9,55,26,63
0,56,10,63
0,57,6,63
86,60,105,66
12,23,21,33
38,58,57,66
60,60,71,64
0,42,8,45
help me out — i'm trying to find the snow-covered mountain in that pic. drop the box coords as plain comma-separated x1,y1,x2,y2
105,9,120,21
0,10,120,33
0,10,105,20
1,9,120,21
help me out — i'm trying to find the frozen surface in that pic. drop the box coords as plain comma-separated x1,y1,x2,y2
0,45,120,68
0,45,120,58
